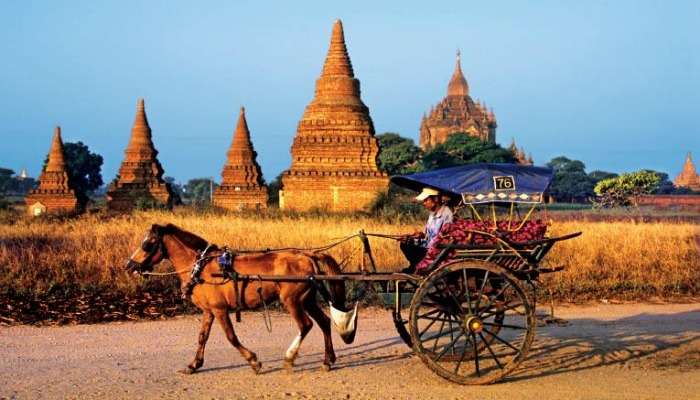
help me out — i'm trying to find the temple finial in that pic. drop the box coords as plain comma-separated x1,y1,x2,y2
447,49,469,96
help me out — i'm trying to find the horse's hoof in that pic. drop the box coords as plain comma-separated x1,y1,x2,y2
178,367,196,375
250,360,262,374
321,363,332,372
283,360,294,372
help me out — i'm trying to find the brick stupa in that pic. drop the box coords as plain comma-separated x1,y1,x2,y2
280,19,388,212
25,126,79,216
419,51,497,149
674,152,700,191
107,99,173,210
213,107,268,210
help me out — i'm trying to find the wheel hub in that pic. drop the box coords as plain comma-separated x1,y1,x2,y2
465,316,483,333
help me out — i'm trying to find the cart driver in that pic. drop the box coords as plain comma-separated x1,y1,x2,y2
400,187,453,273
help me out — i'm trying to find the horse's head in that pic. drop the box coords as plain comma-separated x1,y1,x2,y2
125,224,168,274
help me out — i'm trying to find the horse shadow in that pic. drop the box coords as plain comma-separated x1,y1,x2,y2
196,336,409,375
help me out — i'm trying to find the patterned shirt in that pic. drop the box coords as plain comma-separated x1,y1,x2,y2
422,205,454,247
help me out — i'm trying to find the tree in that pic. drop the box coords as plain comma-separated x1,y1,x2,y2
641,170,675,194
183,178,218,204
267,173,283,206
0,168,15,194
420,134,516,171
164,176,184,205
594,170,662,207
43,141,103,204
376,132,421,175
588,170,618,183
546,156,596,203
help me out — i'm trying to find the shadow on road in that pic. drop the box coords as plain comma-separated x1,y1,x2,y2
507,310,700,382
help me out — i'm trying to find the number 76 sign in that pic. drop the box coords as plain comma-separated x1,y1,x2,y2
493,175,516,191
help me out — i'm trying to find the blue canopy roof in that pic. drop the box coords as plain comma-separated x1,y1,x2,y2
391,163,554,204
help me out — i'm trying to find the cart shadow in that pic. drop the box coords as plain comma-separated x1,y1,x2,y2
191,309,700,379
505,310,700,383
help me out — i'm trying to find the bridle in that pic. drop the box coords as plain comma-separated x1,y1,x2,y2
128,229,168,273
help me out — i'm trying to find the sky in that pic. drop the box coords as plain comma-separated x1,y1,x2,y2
1,0,698,185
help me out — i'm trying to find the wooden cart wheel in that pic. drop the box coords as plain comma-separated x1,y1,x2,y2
408,260,536,385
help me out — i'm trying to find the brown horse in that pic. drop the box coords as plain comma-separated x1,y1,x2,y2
125,223,353,374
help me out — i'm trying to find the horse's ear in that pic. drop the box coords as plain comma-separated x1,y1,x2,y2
151,224,162,234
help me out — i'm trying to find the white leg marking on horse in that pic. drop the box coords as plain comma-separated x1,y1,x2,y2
285,333,303,360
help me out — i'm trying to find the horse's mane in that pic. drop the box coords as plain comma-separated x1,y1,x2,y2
160,223,215,251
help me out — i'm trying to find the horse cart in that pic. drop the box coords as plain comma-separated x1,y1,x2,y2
127,163,580,385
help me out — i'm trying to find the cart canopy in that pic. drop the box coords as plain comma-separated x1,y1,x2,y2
391,163,554,204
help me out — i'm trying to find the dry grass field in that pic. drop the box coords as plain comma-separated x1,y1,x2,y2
0,210,698,323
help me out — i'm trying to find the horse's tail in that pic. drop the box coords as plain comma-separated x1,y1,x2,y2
310,252,358,344
311,253,345,310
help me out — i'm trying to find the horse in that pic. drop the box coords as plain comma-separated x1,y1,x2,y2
125,223,356,374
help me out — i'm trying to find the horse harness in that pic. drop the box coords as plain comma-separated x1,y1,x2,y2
183,245,270,324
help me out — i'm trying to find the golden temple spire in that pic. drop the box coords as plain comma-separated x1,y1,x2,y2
673,152,700,190
214,105,268,210
126,98,155,153
233,106,252,145
678,152,698,178
46,126,67,173
448,49,469,97
321,19,354,78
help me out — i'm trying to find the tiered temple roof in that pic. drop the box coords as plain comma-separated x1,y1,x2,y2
508,138,534,165
25,126,79,215
107,99,173,210
280,19,388,212
213,107,268,210
674,152,700,191
419,51,497,149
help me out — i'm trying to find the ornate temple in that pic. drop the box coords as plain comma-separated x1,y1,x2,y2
673,152,700,191
107,99,174,210
508,138,534,165
25,126,79,216
213,107,268,210
419,51,498,149
280,19,388,212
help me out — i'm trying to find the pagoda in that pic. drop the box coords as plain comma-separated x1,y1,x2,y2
25,126,79,216
213,107,268,210
107,99,173,211
419,51,497,149
673,152,700,191
507,138,534,165
280,19,388,212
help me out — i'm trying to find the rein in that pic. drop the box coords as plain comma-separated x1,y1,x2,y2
140,231,400,277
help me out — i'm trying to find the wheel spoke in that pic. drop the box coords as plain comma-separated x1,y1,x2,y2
418,311,442,337
419,315,458,323
439,277,466,315
434,331,465,361
453,336,469,374
420,326,463,343
416,308,442,320
477,281,512,316
448,313,455,355
431,316,447,352
481,302,525,319
474,270,490,312
479,331,504,370
471,332,480,377
483,322,526,330
482,328,521,353
462,268,473,315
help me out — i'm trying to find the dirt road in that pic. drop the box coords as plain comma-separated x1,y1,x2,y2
2,303,700,400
